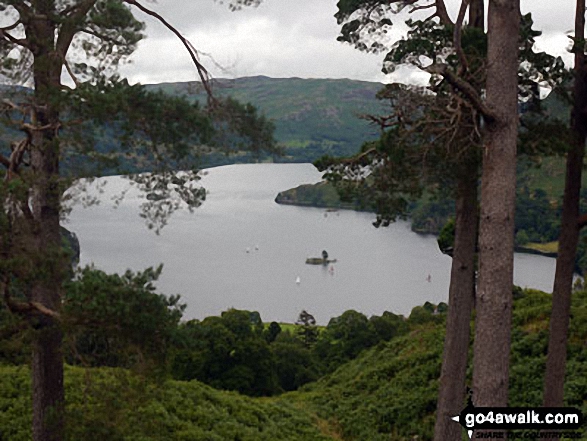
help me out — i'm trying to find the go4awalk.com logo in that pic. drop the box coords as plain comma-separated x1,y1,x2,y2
451,401,584,439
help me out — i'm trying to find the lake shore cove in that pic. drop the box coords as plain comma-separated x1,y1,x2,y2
1,289,586,440
275,180,564,260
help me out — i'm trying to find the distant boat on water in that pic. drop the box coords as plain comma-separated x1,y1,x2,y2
306,257,337,265
306,249,337,265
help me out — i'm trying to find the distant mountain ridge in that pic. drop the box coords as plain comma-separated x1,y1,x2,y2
0,77,386,174
2,77,570,170
147,76,387,163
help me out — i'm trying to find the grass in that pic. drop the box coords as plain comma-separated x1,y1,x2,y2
273,322,326,334
523,241,559,254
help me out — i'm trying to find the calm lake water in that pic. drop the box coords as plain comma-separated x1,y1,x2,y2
66,163,556,325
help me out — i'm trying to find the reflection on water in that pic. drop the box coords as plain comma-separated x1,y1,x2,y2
66,163,555,325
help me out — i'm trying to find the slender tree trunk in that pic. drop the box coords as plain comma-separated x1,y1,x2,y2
30,116,65,441
30,130,64,441
433,167,478,441
433,3,484,439
542,2,587,438
31,319,64,441
29,9,66,441
469,0,485,29
472,0,520,426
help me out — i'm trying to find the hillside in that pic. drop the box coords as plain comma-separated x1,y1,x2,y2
1,289,586,440
148,76,386,163
0,365,333,441
1,77,386,173
285,289,587,440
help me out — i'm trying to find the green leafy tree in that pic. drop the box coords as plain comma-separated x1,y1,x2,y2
171,309,279,397
314,310,379,372
515,186,559,243
369,310,408,341
0,2,275,440
296,309,319,348
271,331,321,391
63,265,185,371
264,321,282,343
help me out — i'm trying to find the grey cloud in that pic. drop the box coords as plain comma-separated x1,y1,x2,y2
123,0,573,85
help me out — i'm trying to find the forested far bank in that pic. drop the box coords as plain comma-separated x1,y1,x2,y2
0,77,387,175
276,156,587,274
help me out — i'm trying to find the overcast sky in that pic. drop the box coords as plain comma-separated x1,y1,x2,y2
119,1,574,85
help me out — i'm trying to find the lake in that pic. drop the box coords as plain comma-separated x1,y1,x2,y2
65,163,556,325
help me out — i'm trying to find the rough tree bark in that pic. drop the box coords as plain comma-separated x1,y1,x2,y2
28,8,67,441
433,168,479,440
542,1,587,437
472,0,520,422
433,3,483,440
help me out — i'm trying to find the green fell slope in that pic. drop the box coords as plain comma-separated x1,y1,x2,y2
285,289,587,440
0,365,332,441
149,76,385,162
2,290,586,440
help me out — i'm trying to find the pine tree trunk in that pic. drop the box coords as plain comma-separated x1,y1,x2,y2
433,169,478,441
472,0,520,427
433,3,484,439
29,9,66,441
31,321,64,441
30,106,65,441
542,2,586,437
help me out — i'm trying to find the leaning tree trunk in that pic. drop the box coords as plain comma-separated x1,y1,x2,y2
542,1,587,436
29,14,66,441
433,3,484,439
472,0,520,432
433,167,479,441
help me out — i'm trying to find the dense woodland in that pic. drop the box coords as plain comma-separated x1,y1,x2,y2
1,0,587,441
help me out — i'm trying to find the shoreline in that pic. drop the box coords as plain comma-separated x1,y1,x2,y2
275,196,559,260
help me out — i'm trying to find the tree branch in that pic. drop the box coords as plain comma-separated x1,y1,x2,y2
2,98,24,112
79,27,126,47
410,3,436,14
0,20,22,32
8,138,29,177
61,56,80,87
0,29,30,49
454,0,470,75
59,1,94,17
435,0,453,26
425,63,496,122
123,0,214,102
0,153,10,169
360,113,397,131
55,0,97,59
9,2,31,16
8,300,62,321
422,11,438,22
2,278,61,321
336,147,379,166
21,122,56,133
